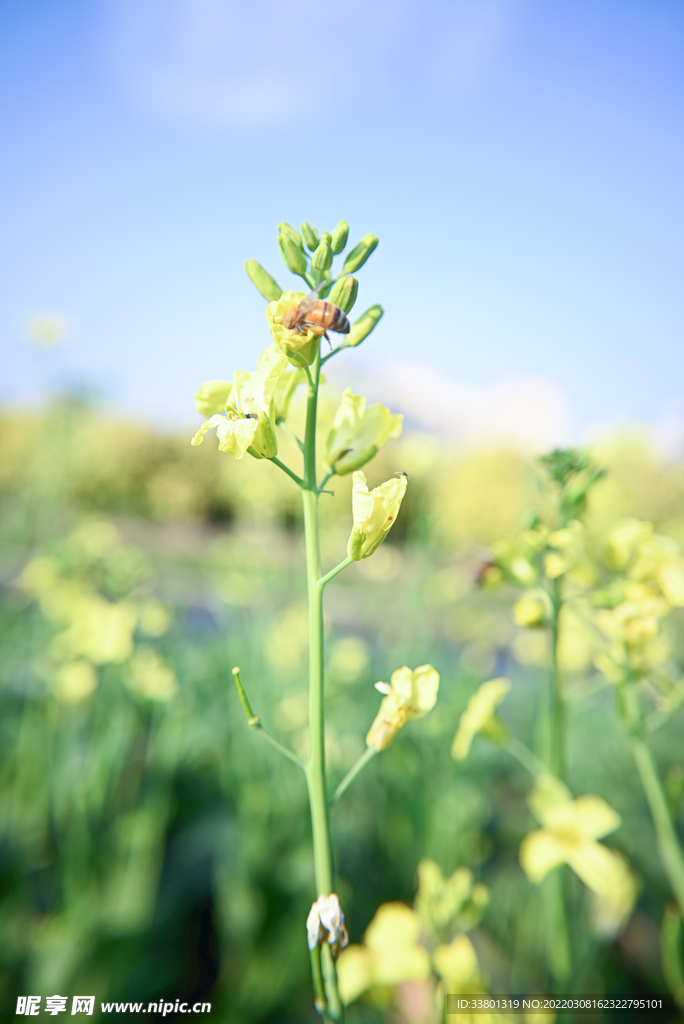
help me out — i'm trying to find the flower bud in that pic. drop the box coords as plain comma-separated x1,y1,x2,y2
311,237,333,273
278,233,308,276
347,470,407,560
328,275,358,314
278,221,303,249
346,305,383,347
343,233,378,274
244,260,283,302
331,220,349,254
300,222,319,251
194,379,232,418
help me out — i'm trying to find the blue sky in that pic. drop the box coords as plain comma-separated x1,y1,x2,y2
1,0,683,448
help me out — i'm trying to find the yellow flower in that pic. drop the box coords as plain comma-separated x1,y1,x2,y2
513,593,547,628
432,934,483,993
51,660,98,704
51,598,137,664
544,551,568,579
126,646,178,701
366,665,439,751
519,776,636,931
347,470,408,561
266,290,319,367
451,678,511,760
193,379,232,418
191,345,287,460
325,389,403,475
415,860,488,936
337,903,431,1005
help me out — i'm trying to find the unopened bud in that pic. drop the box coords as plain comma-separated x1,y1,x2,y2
278,222,303,249
346,305,383,347
347,527,365,562
301,222,319,251
312,238,333,273
328,275,358,314
343,233,378,274
278,233,308,276
330,220,349,254
244,260,283,302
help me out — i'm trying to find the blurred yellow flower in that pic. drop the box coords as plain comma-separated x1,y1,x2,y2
432,934,483,993
138,601,172,637
415,859,488,937
451,678,511,760
513,593,547,628
126,646,178,701
194,379,232,418
347,470,408,561
325,388,403,475
51,660,98,704
366,665,439,751
191,345,287,460
544,552,568,579
266,291,319,367
52,598,137,665
519,776,636,931
23,311,69,348
337,902,431,1005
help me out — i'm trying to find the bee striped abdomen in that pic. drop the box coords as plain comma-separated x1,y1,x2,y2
305,301,350,334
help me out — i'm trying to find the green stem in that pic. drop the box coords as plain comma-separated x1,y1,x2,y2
269,456,304,488
631,737,684,917
620,685,684,917
301,345,344,1022
540,574,571,988
331,747,377,804
318,469,335,492
321,345,347,365
543,870,572,990
546,576,564,779
506,737,547,779
278,420,305,453
318,557,353,591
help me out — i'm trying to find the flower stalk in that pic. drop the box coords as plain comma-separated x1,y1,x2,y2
192,220,421,1020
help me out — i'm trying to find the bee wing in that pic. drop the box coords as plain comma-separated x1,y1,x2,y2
296,290,320,316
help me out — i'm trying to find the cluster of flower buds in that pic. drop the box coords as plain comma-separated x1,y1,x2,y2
306,894,349,959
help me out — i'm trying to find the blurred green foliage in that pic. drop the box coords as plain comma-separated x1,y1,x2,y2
1,400,684,1021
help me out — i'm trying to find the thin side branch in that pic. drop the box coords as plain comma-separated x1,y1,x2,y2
331,746,377,804
317,557,353,592
232,667,306,770
269,456,305,488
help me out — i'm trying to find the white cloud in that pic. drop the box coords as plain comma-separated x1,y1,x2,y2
105,0,517,128
342,361,573,451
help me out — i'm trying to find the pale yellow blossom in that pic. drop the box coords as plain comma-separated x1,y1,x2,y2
451,678,511,760
366,665,439,751
347,470,408,561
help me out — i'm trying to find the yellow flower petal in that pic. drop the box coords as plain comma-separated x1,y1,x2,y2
366,665,439,751
543,795,621,842
194,379,232,418
451,678,511,760
337,945,372,1005
566,841,630,897
347,470,408,560
432,934,480,990
325,388,403,475
266,291,319,367
364,903,431,987
519,829,568,883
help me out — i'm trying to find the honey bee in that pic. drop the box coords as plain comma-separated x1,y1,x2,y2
281,283,350,343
